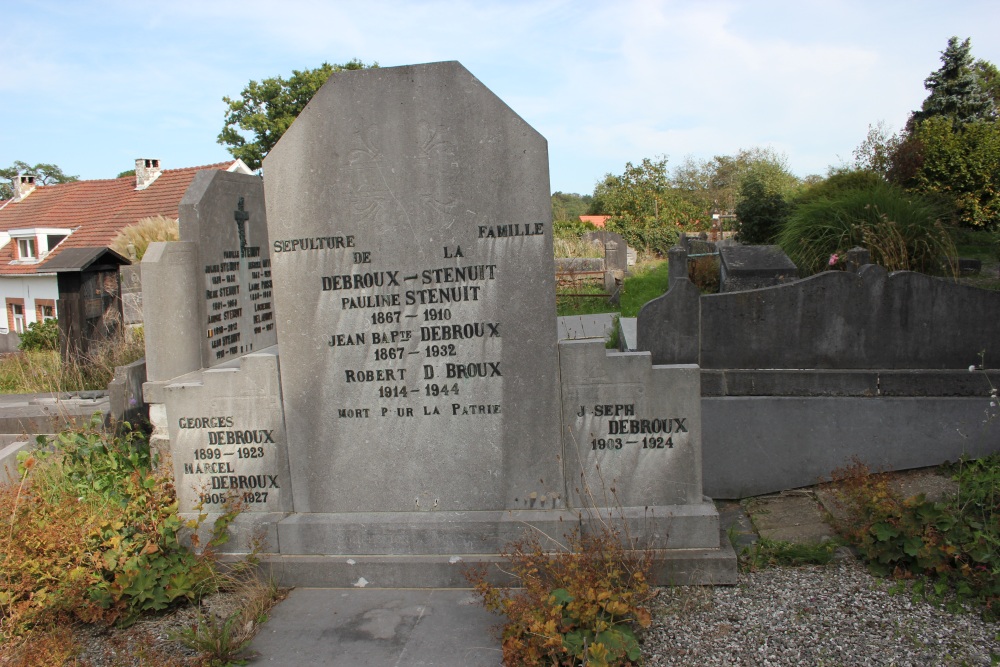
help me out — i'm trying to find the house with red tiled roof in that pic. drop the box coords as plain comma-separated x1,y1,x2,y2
0,158,251,342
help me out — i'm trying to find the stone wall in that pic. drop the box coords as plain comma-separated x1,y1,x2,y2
637,251,1000,498
640,261,1000,370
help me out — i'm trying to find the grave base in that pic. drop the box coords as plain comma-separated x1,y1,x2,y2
201,503,737,588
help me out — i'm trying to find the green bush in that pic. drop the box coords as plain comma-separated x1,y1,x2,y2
553,219,598,239
777,181,957,276
605,217,679,257
735,175,790,244
17,318,59,352
468,527,653,667
830,457,1000,619
0,416,221,637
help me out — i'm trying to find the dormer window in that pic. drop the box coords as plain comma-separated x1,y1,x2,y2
17,238,36,260
7,227,72,264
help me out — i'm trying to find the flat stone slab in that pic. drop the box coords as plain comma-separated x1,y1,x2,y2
747,491,837,543
815,466,959,526
556,313,618,341
247,588,501,666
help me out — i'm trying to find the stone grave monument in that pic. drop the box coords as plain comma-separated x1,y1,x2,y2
143,61,734,587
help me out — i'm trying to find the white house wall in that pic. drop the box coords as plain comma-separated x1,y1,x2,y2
0,275,60,333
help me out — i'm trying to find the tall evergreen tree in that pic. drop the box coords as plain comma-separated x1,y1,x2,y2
911,37,996,126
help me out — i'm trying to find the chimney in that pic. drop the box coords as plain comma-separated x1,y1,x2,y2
135,158,162,190
10,174,36,202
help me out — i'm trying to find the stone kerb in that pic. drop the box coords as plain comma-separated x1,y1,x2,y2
178,170,276,369
262,62,562,516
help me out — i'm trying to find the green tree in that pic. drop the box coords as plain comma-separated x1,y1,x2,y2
551,192,592,222
669,148,799,214
911,37,996,127
0,161,78,199
902,116,1000,227
734,173,790,244
218,59,378,171
590,157,704,254
973,59,1000,109
852,121,903,179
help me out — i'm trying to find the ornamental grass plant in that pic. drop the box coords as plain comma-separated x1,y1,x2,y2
777,181,957,276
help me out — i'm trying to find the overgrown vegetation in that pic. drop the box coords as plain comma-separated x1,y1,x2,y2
737,537,839,572
110,215,179,262
555,259,669,318
0,325,145,394
17,318,59,352
467,526,654,667
0,418,278,664
776,178,958,276
829,456,1000,619
0,418,218,657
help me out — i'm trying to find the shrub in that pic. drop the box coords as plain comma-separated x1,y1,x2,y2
0,325,145,394
777,181,957,276
467,527,654,667
735,174,790,244
110,215,179,262
0,417,219,640
605,217,680,257
829,457,1000,618
17,318,59,352
553,219,598,239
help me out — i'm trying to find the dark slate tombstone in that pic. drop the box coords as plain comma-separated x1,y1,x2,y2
178,171,275,368
719,245,798,292
263,62,561,515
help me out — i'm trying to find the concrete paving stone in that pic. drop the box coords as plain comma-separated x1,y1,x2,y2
247,588,502,666
747,492,837,544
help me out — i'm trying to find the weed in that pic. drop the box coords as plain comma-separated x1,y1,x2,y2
0,416,221,644
828,457,1000,619
554,235,604,259
688,256,719,293
605,315,621,350
0,324,144,393
467,525,654,667
172,609,252,666
739,537,839,572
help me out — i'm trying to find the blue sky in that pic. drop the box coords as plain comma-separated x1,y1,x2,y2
3,0,999,195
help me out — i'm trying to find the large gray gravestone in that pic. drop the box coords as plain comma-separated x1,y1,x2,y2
179,171,276,368
263,62,562,515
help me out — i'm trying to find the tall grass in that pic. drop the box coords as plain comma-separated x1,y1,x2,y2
0,326,144,394
553,235,604,258
777,183,957,276
110,215,178,261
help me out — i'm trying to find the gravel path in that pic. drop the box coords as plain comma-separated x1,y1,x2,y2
644,559,999,666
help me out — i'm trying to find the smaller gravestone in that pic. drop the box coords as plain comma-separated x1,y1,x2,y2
120,264,143,325
719,245,798,292
178,171,276,368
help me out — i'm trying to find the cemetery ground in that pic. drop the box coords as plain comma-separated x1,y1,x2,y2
3,428,1000,665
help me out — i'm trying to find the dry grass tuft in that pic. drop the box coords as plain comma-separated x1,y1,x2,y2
110,215,178,262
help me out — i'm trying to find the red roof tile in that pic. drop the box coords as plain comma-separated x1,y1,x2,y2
0,162,240,275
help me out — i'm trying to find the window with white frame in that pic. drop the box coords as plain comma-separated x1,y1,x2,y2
16,238,36,260
40,304,55,321
11,304,24,334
